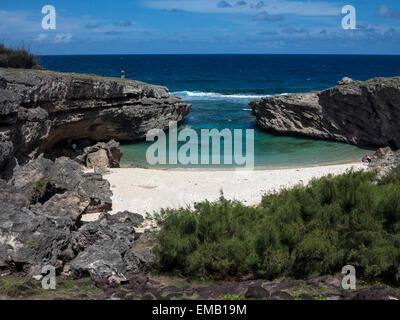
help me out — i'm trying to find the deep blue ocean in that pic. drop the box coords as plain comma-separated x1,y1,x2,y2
39,54,400,168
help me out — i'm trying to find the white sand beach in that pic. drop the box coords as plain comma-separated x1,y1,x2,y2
92,162,366,218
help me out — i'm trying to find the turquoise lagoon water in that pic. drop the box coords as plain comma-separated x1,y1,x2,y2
40,54,400,169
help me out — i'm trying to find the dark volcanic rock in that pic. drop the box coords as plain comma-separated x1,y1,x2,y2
0,68,191,174
9,156,112,213
250,77,400,148
75,173,112,213
109,223,137,247
99,211,144,227
124,248,156,273
71,219,137,254
71,235,154,285
0,156,118,277
343,285,399,300
40,191,90,221
71,239,129,284
244,286,269,299
0,178,30,207
71,221,115,253
0,203,72,275
0,151,153,284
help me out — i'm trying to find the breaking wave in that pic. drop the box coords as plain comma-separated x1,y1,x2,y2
172,91,289,101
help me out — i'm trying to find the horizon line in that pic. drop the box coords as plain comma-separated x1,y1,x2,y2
36,53,400,57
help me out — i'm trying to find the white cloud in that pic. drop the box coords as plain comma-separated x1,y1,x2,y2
34,34,48,42
144,0,340,16
55,33,72,43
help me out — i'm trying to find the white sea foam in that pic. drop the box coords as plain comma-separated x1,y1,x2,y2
172,91,289,101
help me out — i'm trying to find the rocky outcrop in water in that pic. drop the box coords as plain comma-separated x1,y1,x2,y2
0,68,191,175
250,77,400,149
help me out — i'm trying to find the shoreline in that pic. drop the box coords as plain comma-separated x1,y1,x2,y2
119,157,369,172
82,161,367,221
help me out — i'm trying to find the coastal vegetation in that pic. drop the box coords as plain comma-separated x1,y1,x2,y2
0,43,43,69
152,166,400,283
31,177,49,203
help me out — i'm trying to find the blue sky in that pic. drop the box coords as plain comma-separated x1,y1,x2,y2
0,0,399,54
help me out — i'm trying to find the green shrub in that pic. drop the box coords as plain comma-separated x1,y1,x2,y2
152,167,400,283
0,43,42,69
31,178,48,203
28,241,37,249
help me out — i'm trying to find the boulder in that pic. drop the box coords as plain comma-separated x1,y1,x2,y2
71,239,129,284
245,286,269,299
71,221,114,253
86,149,109,168
71,219,137,253
124,248,156,273
75,173,112,213
76,140,122,169
40,191,90,222
8,157,112,213
109,223,137,247
0,203,72,275
99,211,144,227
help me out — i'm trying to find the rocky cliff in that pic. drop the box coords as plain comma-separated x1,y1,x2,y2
0,68,191,174
249,77,400,149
